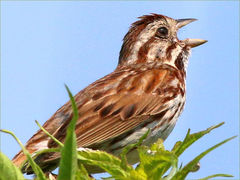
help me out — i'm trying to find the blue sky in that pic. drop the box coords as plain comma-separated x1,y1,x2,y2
1,1,239,179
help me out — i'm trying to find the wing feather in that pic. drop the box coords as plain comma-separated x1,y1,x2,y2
13,64,183,170
48,65,180,148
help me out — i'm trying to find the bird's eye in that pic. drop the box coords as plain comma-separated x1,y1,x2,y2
157,27,168,38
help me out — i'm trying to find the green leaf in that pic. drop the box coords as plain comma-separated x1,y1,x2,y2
160,122,226,176
77,148,145,180
75,163,92,180
0,129,47,180
77,149,132,179
150,139,165,151
0,151,25,180
137,140,178,180
171,136,236,179
172,122,225,157
198,173,233,180
58,85,79,180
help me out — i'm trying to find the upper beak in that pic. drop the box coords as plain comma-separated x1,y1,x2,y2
176,18,207,48
176,18,197,28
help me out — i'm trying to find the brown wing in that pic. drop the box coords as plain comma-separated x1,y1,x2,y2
49,65,181,147
12,64,183,171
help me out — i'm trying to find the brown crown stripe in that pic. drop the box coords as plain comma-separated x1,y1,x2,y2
137,37,156,63
119,14,164,65
133,14,164,27
119,25,146,64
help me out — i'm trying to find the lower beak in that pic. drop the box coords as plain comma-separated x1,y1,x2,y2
184,38,208,48
176,18,207,48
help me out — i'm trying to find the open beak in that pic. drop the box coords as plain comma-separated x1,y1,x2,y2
176,18,207,48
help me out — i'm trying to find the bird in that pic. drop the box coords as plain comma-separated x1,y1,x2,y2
12,13,207,174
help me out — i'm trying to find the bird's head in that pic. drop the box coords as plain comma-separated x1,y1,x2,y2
118,14,207,71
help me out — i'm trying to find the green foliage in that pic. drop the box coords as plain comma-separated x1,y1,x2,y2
0,129,47,180
58,85,79,180
136,139,178,180
0,86,236,180
0,152,25,180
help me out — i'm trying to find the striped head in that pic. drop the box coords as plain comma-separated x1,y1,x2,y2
118,14,207,72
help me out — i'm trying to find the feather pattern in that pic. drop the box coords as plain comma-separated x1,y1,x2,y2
12,13,207,174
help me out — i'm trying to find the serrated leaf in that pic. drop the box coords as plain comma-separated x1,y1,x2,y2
77,149,145,180
0,151,25,180
171,136,236,180
77,149,131,179
137,141,178,180
172,122,225,157
58,85,79,180
160,122,226,176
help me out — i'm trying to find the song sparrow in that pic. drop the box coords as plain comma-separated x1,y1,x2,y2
12,14,207,174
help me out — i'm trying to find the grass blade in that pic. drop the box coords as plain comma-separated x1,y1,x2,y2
0,129,46,180
58,85,79,180
198,173,234,180
35,120,63,147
